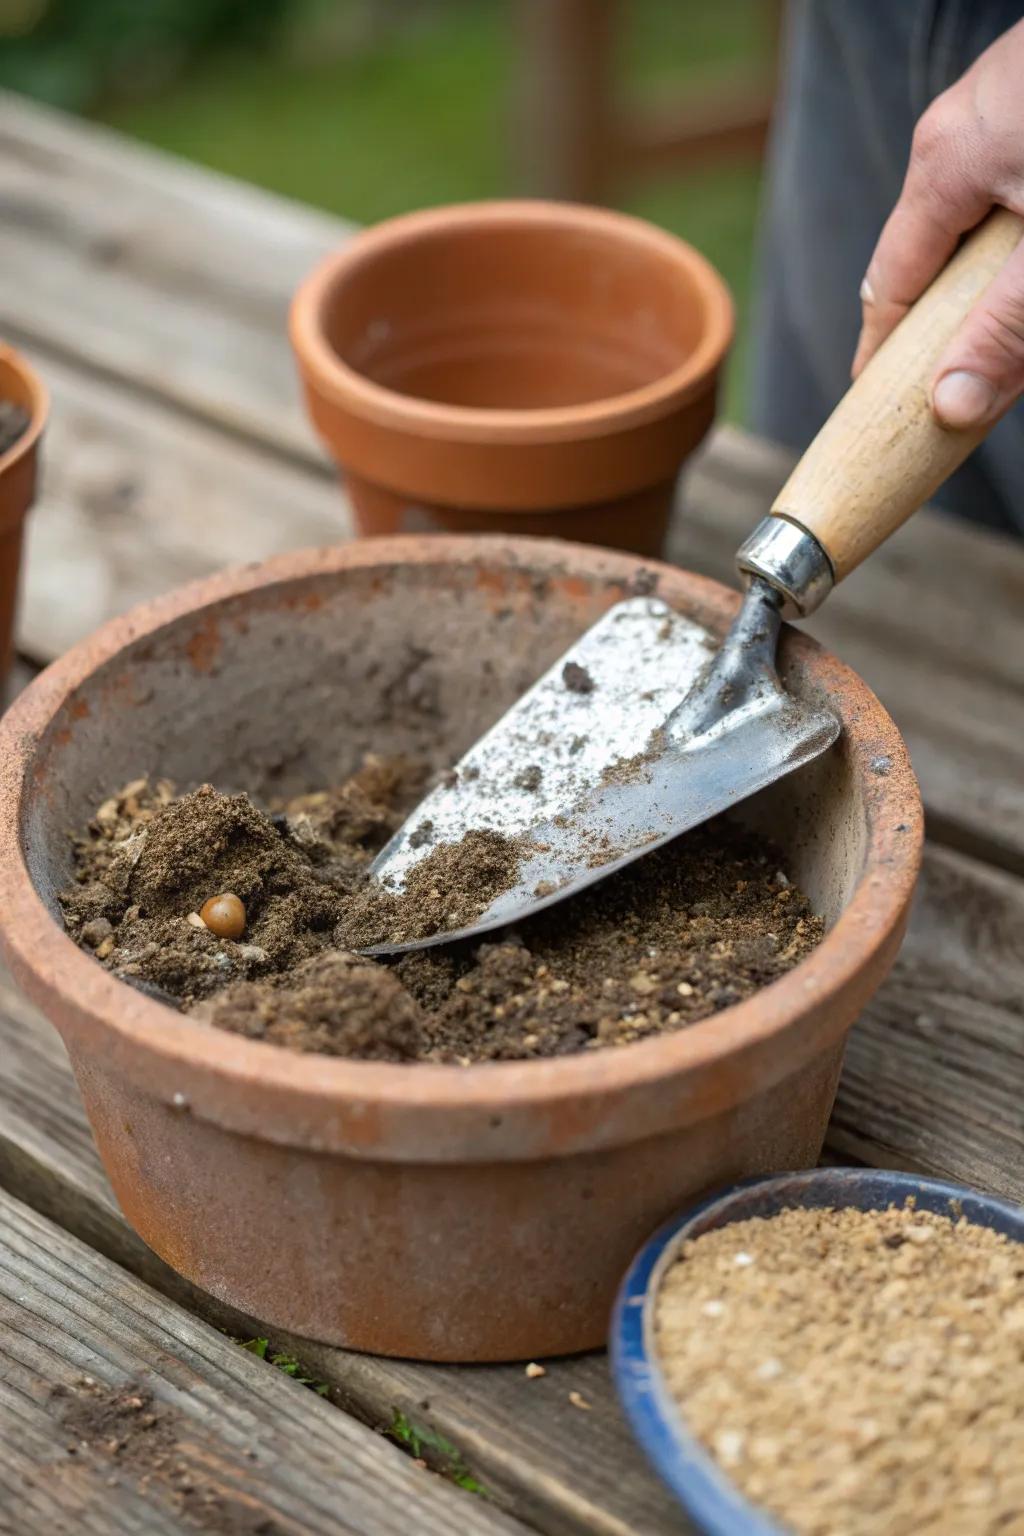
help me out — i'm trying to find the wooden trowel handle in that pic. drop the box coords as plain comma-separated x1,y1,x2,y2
770,207,1024,582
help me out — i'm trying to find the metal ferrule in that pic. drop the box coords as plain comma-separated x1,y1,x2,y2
735,516,834,618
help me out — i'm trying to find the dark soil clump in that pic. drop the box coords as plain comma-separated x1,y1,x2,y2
0,399,29,457
62,759,823,1064
195,950,425,1061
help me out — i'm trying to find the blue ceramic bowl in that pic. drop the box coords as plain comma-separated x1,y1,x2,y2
611,1167,1024,1536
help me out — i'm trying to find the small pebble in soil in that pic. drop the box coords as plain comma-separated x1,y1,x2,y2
199,893,246,939
655,1203,1024,1536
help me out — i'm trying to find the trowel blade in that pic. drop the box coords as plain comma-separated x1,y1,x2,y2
361,596,839,957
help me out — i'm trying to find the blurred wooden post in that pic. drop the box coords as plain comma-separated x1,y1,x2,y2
515,0,616,202
515,0,782,204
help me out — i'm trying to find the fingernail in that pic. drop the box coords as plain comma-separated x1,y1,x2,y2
932,370,997,427
859,275,876,305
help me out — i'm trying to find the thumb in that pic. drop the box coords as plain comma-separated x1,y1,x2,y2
932,234,1024,428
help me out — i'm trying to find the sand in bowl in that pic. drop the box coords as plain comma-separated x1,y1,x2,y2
655,1203,1024,1536
60,755,823,1064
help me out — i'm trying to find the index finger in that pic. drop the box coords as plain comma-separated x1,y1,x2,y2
853,136,989,375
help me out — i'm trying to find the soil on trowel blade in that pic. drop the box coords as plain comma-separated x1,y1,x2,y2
61,756,823,1065
342,827,524,948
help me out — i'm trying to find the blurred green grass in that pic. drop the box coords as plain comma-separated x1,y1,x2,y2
92,0,767,417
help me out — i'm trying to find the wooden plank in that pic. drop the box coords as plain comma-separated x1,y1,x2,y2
0,841,1021,1535
0,90,344,461
826,847,1024,1195
15,342,348,662
0,1188,532,1536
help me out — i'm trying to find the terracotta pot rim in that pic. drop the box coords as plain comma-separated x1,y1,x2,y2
0,536,922,1158
0,342,48,526
289,200,735,445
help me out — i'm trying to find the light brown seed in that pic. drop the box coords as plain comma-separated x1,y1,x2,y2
199,893,246,940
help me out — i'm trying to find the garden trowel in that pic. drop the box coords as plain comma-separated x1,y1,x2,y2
361,209,1023,956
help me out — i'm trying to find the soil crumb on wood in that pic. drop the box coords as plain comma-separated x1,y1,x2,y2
62,759,822,1064
0,399,30,457
52,1377,283,1534
655,1205,1024,1536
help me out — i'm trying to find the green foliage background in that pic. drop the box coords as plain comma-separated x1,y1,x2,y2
0,0,769,415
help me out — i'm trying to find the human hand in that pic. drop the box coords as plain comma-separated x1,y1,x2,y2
853,19,1024,431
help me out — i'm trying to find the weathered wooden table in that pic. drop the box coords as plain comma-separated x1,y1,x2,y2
0,90,1021,1536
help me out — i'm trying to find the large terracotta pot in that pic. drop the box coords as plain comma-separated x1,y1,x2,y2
0,538,922,1361
290,202,733,555
0,344,47,691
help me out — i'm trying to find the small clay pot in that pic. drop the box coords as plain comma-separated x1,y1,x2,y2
290,202,733,555
0,538,921,1361
0,344,47,690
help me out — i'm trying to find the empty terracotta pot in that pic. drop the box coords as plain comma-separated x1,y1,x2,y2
0,537,922,1361
0,344,47,691
290,202,733,555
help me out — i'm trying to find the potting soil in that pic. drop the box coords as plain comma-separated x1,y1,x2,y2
61,758,822,1063
654,1204,1024,1536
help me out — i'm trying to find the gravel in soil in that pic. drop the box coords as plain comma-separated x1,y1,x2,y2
61,758,823,1064
0,399,29,456
655,1203,1024,1536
